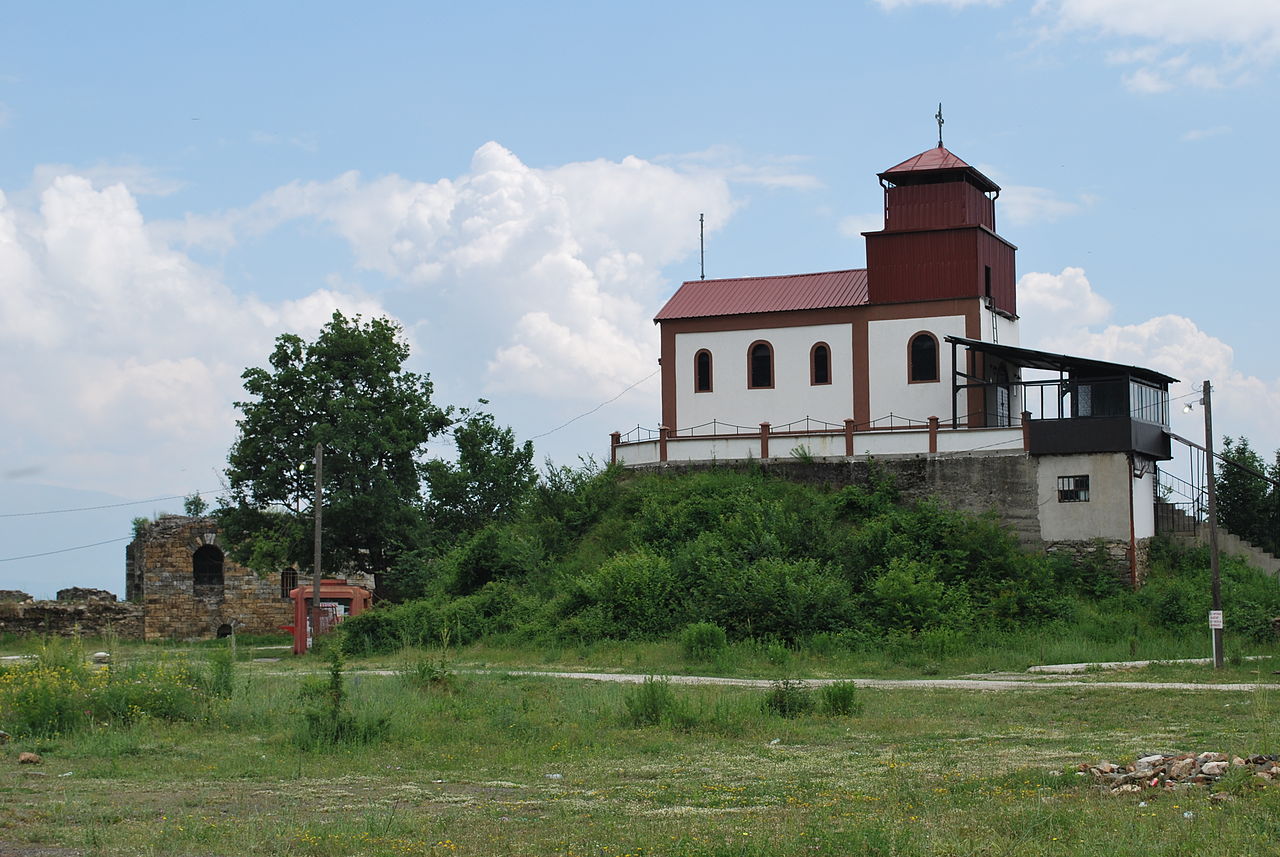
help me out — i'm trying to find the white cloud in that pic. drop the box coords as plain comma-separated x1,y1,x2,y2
874,0,1008,8
30,163,185,197
0,174,386,497
999,184,1092,225
838,213,883,239
215,142,737,399
1017,266,1280,453
1182,125,1231,141
878,0,1280,90
249,130,318,153
656,145,823,190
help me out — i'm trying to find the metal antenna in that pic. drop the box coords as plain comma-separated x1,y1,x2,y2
699,213,705,280
936,103,945,148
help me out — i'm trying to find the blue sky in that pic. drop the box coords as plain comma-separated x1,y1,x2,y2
3,0,1279,597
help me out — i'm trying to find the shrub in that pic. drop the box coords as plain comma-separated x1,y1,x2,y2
622,676,684,727
680,622,728,662
762,679,813,718
819,681,863,716
294,648,389,750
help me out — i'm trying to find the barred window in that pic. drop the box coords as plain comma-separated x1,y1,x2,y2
1057,475,1090,503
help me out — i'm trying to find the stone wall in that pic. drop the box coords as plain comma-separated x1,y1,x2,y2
128,515,293,641
0,588,142,638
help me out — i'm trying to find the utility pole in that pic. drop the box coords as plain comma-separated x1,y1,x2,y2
1203,380,1224,669
310,442,324,654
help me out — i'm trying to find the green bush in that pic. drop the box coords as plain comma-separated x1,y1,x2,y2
622,676,685,727
762,679,814,718
680,622,728,662
819,681,863,716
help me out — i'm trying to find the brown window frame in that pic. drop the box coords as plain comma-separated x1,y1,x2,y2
694,349,713,393
908,331,940,384
810,342,832,386
747,340,774,389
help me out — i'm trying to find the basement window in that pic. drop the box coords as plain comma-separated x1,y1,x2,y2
1057,475,1090,503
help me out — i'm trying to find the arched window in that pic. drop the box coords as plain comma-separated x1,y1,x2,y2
193,545,224,588
694,349,713,393
810,342,831,386
748,341,774,389
908,332,939,383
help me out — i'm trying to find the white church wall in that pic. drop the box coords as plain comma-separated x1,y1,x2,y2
674,323,853,431
866,314,967,424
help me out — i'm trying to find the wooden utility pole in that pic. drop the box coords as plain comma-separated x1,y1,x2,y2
1203,381,1224,669
310,442,324,654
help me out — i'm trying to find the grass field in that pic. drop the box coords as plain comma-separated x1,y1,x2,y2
3,639,1280,857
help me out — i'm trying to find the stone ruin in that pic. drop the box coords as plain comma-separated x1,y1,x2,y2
1083,751,1279,795
0,587,142,638
126,515,295,640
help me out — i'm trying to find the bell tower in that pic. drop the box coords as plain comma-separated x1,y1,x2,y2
863,143,1017,316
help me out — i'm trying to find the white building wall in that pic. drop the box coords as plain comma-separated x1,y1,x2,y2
1036,452,1135,542
674,323,853,431
866,314,967,425
979,306,1020,347
1133,466,1156,539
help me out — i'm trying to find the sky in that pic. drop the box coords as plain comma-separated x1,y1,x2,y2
2,0,1279,598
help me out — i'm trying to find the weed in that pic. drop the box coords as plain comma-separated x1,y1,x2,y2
680,622,728,662
819,681,864,716
763,678,814,717
294,647,389,750
622,675,685,727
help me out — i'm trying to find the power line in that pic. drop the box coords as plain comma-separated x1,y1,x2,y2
529,369,660,440
0,489,226,519
0,536,132,563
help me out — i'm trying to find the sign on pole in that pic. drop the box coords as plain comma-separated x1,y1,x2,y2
1208,610,1224,630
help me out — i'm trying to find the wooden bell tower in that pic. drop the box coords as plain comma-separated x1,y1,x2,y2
863,142,1018,316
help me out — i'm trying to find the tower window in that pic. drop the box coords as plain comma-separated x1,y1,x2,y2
811,342,831,386
909,332,939,383
694,349,713,393
193,545,224,588
748,341,774,389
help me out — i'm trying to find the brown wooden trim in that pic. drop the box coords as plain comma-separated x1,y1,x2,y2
907,330,940,384
810,341,832,386
693,348,713,393
928,416,939,453
660,324,676,429
747,339,775,389
760,422,770,459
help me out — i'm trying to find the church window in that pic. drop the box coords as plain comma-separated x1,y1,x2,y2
811,342,831,386
193,545,224,588
748,341,774,389
909,332,939,383
694,349,713,393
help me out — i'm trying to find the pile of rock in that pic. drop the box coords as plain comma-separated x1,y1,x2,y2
1082,752,1279,794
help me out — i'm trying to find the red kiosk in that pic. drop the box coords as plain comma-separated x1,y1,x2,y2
284,579,373,655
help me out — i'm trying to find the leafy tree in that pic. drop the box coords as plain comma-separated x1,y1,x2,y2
1215,436,1270,547
183,492,208,517
219,312,449,584
423,405,537,538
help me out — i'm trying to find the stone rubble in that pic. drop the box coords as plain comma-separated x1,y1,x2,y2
1081,752,1278,794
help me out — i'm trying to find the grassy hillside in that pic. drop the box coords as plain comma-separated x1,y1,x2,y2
342,465,1280,667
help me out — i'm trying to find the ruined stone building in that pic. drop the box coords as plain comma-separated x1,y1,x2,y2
126,515,295,640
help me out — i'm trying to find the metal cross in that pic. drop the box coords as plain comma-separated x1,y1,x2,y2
935,103,945,148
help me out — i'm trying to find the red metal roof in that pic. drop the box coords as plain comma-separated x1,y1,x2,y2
654,269,869,321
880,146,999,193
883,145,973,174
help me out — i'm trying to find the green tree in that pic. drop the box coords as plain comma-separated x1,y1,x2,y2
1216,436,1270,547
219,312,449,585
423,405,537,537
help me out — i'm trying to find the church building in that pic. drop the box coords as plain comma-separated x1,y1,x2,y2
610,139,1176,580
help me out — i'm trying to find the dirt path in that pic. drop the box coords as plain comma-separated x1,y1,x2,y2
342,667,1274,693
